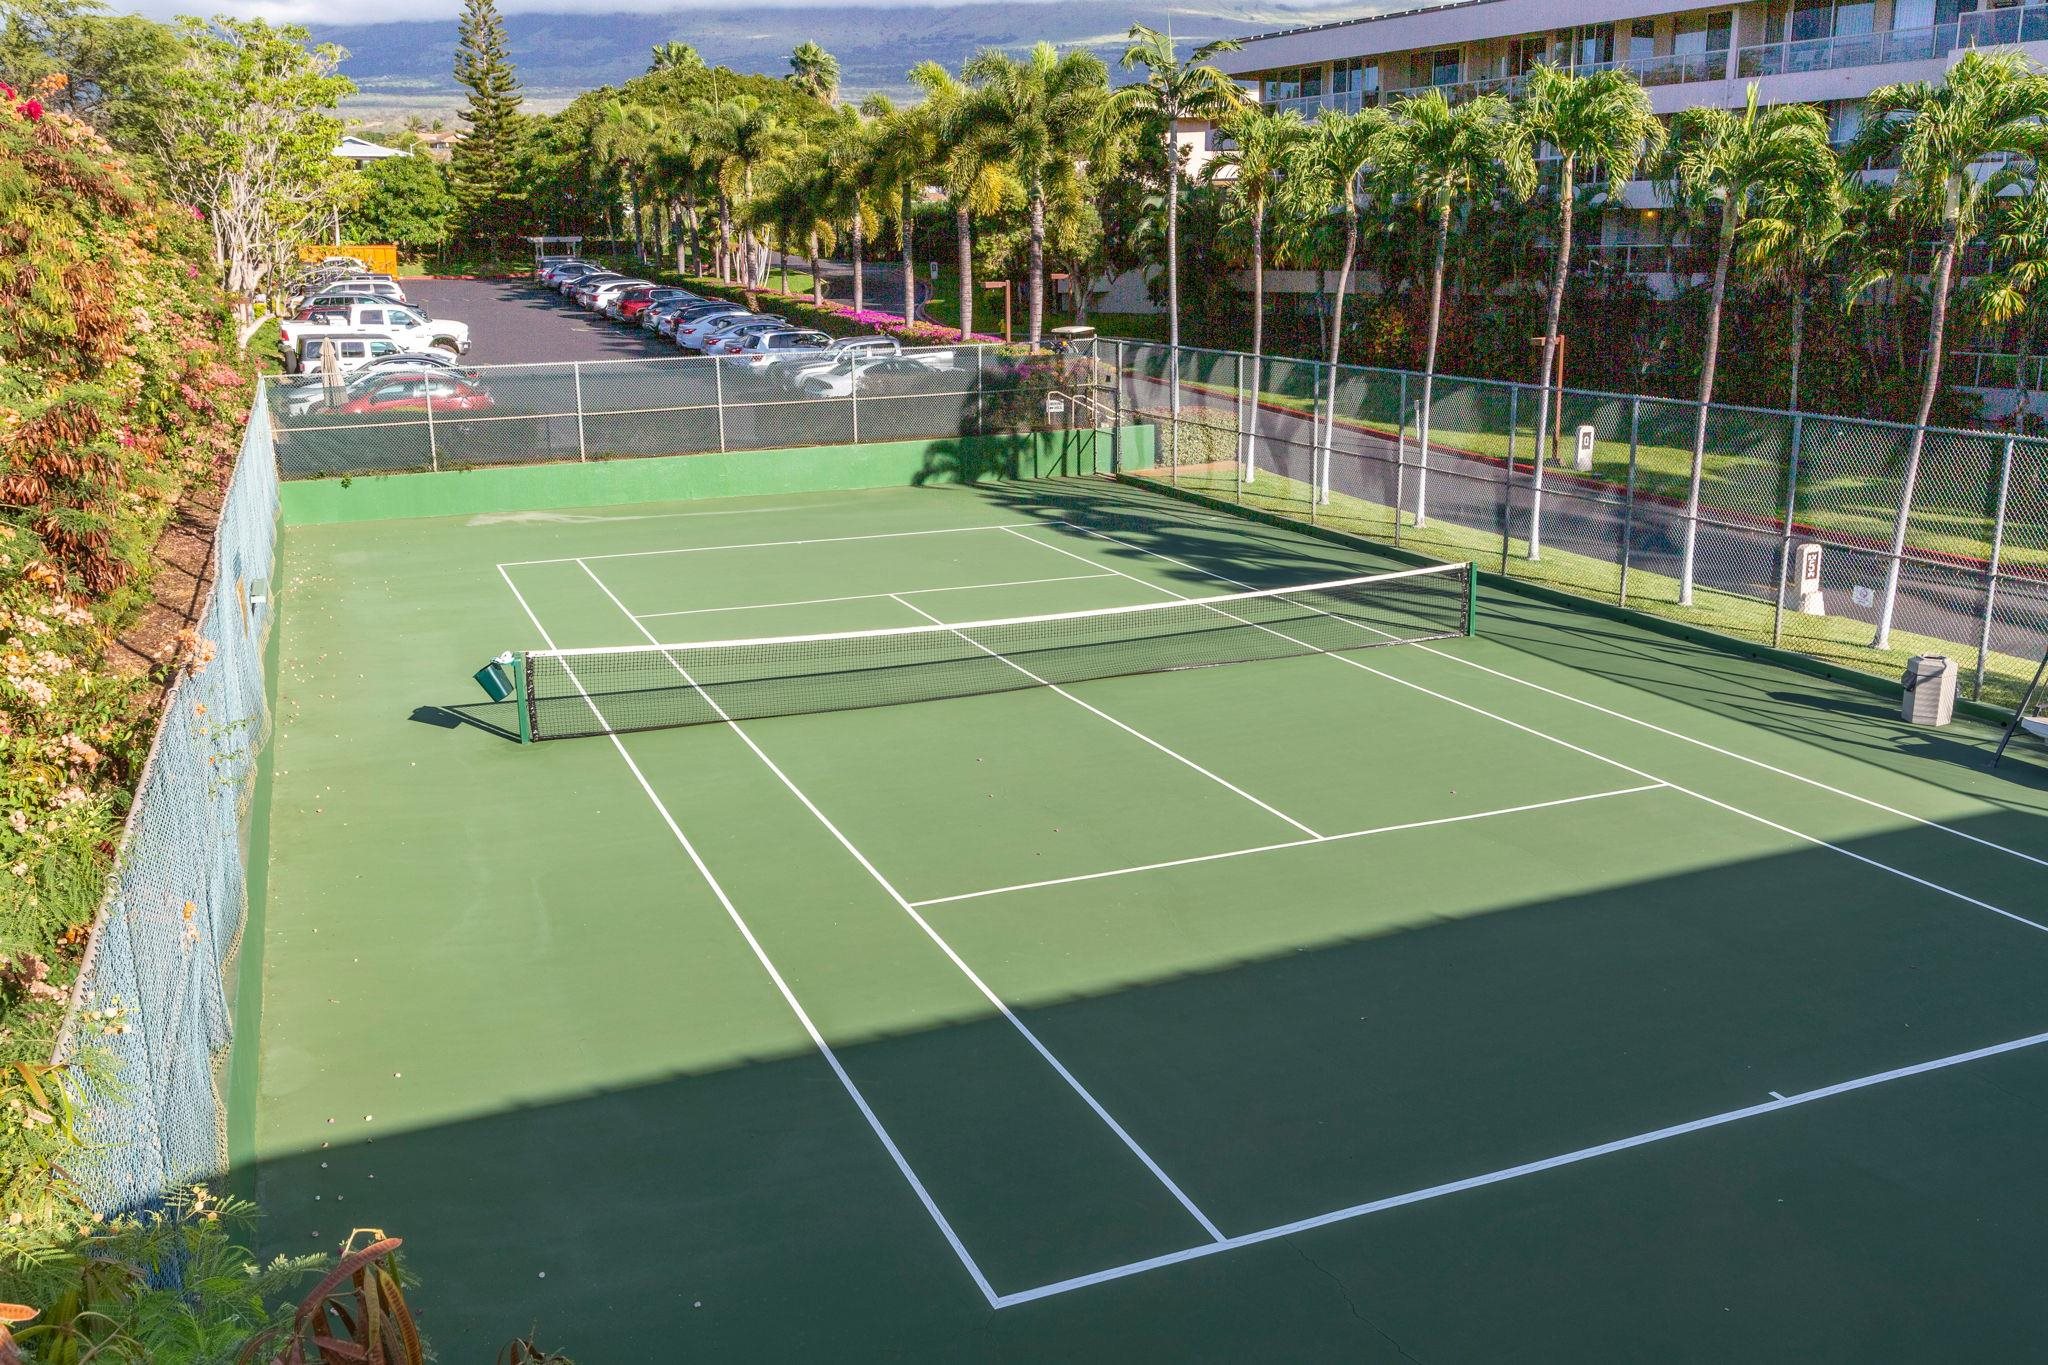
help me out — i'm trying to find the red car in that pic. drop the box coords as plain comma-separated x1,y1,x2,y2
333,372,494,415
612,286,672,320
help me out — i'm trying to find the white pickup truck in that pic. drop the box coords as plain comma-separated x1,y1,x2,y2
278,301,470,361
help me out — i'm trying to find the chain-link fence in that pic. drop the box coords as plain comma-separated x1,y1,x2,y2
263,345,1092,478
51,386,280,1215
1115,338,2048,714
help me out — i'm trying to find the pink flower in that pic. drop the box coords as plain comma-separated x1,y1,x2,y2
0,82,13,102
18,98,41,122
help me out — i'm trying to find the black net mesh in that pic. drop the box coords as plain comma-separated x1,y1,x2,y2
525,563,1474,740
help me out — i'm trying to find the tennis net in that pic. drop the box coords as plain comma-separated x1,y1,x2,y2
522,559,1476,741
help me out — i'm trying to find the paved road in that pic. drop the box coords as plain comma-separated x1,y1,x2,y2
404,277,678,366
1136,376,2048,674
769,251,931,320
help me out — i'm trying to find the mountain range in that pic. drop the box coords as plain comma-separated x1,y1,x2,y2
312,0,1385,120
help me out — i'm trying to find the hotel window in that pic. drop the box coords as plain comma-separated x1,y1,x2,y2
1673,10,1734,53
1625,19,1657,60
1429,48,1462,85
1790,0,1833,40
1569,23,1616,66
1507,35,1551,76
1265,65,1323,101
1892,0,1936,26
1331,58,1379,96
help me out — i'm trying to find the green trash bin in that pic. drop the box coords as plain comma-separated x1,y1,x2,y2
474,651,517,702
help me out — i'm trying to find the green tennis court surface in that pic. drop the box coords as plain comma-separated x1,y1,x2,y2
244,475,2048,1357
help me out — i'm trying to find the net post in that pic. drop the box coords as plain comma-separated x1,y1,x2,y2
514,652,533,744
1464,562,1479,637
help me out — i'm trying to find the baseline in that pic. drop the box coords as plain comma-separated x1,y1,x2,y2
991,1024,2048,1308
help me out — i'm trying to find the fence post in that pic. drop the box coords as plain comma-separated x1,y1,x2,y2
1501,383,1517,575
1772,413,1805,647
1620,396,1641,607
423,382,438,472
1169,342,1183,472
850,370,861,445
1110,342,1123,472
1311,361,1327,520
1236,351,1248,494
1975,435,2015,700
572,362,587,462
1528,377,1548,561
713,356,727,453
1396,370,1409,530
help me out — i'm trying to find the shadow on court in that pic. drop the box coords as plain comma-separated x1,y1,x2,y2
241,809,2048,1360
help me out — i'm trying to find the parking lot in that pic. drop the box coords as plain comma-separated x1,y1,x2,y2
404,276,675,365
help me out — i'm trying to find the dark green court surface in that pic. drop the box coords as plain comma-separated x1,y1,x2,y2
241,476,2048,1359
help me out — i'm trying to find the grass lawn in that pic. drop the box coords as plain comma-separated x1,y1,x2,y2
1136,453,2043,712
1141,367,2048,574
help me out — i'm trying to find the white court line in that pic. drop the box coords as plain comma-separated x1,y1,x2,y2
574,557,1230,1245
1015,524,2048,939
1058,512,2048,873
912,783,1667,909
494,564,999,1308
992,1024,2048,1308
501,520,1041,569
633,572,1117,621
888,593,1321,839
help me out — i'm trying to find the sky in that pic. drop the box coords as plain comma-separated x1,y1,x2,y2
117,0,1158,23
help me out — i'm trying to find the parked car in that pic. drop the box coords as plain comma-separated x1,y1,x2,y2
777,335,901,388
533,255,579,279
539,261,592,287
719,328,830,366
641,296,701,331
570,274,631,307
327,371,495,417
549,263,608,292
321,277,407,304
585,278,653,312
278,301,470,358
799,355,959,399
282,350,481,413
601,284,658,319
618,286,693,321
671,309,761,350
282,331,410,375
656,301,743,339
703,319,797,355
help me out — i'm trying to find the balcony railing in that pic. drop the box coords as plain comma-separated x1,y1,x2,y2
1948,350,2048,390
1737,3,2048,78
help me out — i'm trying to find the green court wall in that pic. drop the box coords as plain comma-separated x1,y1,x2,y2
278,427,1156,525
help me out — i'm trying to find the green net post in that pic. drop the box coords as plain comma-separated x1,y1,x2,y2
1464,563,1479,637
514,652,533,745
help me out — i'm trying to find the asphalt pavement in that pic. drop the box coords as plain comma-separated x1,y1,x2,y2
403,276,676,366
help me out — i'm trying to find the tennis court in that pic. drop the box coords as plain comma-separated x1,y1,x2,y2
244,473,2048,1357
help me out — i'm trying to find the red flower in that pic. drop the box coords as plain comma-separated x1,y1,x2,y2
18,98,41,122
0,82,14,102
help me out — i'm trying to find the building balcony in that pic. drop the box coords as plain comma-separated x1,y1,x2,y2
1738,3,2048,78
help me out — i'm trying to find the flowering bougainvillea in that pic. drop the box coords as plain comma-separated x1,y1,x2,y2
0,96,243,1061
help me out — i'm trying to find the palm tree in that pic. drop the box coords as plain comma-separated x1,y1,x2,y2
863,93,938,326
1660,83,1837,605
695,95,800,285
1206,107,1305,368
816,105,877,311
1514,64,1664,559
1370,89,1531,527
1110,25,1248,360
1847,49,2048,647
1208,106,1305,480
960,42,1110,348
1971,182,2048,434
911,60,1015,342
1286,107,1386,494
1742,174,1847,412
649,41,700,74
789,41,840,103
